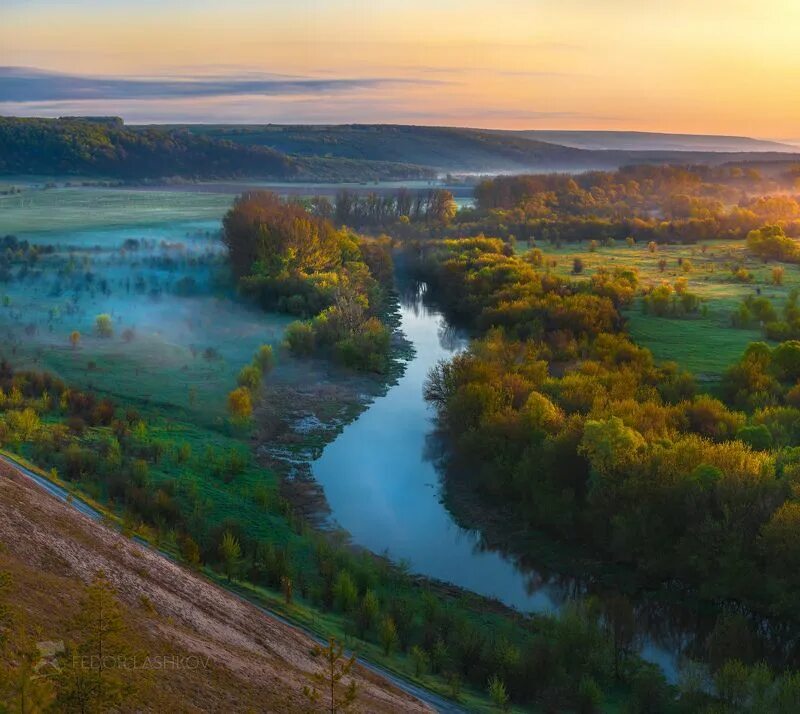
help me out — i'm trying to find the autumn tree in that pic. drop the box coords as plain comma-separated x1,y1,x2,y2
254,344,275,373
227,387,253,422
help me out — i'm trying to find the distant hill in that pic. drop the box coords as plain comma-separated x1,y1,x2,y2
0,117,434,181
500,130,798,153
3,117,799,181
177,123,800,174
175,123,596,173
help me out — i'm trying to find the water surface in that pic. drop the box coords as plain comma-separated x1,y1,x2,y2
313,289,573,611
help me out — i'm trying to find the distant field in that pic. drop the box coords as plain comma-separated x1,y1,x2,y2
0,186,232,234
525,238,795,378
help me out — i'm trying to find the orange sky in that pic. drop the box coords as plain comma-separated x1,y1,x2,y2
2,0,799,137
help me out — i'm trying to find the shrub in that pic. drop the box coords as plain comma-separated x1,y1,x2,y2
284,321,316,356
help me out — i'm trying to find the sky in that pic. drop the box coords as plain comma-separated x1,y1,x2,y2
1,0,799,138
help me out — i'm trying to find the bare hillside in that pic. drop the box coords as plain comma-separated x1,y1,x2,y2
0,461,432,713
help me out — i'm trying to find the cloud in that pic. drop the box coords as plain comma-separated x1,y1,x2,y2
0,66,443,103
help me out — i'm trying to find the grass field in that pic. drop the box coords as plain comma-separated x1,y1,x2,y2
0,186,233,234
522,238,798,377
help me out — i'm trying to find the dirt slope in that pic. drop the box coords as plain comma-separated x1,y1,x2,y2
0,461,432,713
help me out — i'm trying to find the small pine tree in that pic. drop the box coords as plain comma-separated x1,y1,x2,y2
302,638,358,713
55,571,137,712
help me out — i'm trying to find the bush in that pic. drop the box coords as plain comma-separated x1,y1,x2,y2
284,321,316,356
95,313,113,337
254,344,275,373
237,364,262,392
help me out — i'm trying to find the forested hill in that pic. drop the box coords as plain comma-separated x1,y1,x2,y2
4,116,800,180
0,117,434,181
176,123,800,173
173,123,595,172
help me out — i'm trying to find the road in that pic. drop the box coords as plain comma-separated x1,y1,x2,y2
0,452,465,714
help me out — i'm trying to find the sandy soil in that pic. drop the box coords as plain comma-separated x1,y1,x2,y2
0,461,432,713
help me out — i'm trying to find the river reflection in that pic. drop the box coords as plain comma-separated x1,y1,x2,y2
310,284,771,682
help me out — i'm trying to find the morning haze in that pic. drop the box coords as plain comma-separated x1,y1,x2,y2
2,2,800,712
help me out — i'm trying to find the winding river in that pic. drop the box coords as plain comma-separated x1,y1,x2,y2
311,286,698,681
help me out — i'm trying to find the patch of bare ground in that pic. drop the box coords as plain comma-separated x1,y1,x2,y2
255,356,395,528
0,461,431,713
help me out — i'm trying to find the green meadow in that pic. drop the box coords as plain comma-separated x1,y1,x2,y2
0,185,233,234
525,238,797,377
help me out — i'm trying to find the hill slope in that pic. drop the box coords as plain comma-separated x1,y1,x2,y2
178,123,800,173
0,117,433,182
500,129,797,153
0,461,431,713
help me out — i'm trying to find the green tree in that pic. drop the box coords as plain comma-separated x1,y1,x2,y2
602,594,635,679
487,674,510,711
237,364,262,392
218,531,241,582
354,590,379,638
410,645,428,677
378,616,397,656
94,314,113,338
302,638,358,714
55,571,137,713
333,572,358,613
579,416,645,476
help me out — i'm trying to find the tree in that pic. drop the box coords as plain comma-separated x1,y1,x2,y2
302,638,358,714
179,535,201,568
55,571,137,712
601,594,635,679
333,572,358,613
579,417,645,476
254,344,275,373
218,531,241,582
69,331,81,350
715,659,749,709
237,365,262,392
227,387,253,421
487,675,510,711
427,190,457,224
378,616,397,656
94,314,113,338
281,575,293,605
410,645,429,677
354,590,379,638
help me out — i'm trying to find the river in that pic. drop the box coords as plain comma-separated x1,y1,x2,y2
310,286,703,681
